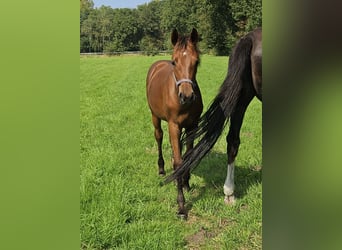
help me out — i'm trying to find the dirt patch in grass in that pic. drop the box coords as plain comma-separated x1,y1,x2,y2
186,226,215,249
185,213,236,249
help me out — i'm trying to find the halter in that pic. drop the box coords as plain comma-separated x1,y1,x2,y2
173,73,195,88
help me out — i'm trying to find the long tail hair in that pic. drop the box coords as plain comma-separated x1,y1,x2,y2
165,34,253,183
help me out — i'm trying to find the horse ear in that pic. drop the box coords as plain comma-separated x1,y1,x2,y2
190,28,199,44
171,29,178,46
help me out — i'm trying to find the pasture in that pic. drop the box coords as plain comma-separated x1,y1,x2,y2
80,55,262,249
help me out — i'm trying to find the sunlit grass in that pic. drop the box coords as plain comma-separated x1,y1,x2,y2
80,55,262,249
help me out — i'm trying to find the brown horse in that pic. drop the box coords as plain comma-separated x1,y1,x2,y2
165,27,262,205
146,28,203,218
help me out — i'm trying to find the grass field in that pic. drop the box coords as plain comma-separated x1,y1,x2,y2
80,55,262,249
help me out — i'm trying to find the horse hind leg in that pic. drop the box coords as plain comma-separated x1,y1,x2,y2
225,117,242,205
224,93,254,204
152,115,165,176
224,153,237,204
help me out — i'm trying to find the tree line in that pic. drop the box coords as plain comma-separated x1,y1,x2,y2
80,0,261,55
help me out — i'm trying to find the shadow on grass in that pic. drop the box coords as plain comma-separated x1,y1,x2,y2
185,151,262,209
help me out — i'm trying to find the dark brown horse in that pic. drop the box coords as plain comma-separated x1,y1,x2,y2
146,28,203,218
165,27,262,205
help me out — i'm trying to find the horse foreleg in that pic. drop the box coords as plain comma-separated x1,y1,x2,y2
152,115,165,176
182,126,197,191
168,122,187,218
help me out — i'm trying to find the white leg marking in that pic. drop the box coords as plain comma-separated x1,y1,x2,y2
223,162,235,196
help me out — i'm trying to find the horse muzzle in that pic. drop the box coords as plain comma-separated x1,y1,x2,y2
179,91,196,105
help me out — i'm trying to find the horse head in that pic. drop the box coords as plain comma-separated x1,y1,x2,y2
171,28,200,105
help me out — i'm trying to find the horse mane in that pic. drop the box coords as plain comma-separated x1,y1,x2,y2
174,35,200,56
176,36,188,49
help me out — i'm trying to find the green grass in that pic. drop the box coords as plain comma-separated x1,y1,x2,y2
80,55,262,249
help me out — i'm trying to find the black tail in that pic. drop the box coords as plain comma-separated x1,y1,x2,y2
165,34,253,184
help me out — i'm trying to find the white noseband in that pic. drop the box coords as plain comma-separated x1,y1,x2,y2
173,73,194,87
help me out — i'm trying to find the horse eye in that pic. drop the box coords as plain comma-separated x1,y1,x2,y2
172,61,176,66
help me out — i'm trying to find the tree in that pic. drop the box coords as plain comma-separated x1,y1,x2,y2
106,8,143,52
79,0,262,54
80,0,94,23
97,6,115,51
80,0,95,52
137,1,164,54
159,0,200,49
197,0,236,55
81,9,98,52
229,0,262,33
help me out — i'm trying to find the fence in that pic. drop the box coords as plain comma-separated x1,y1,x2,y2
80,51,172,56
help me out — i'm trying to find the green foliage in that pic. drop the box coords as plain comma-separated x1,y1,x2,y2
230,0,262,33
139,36,163,55
80,0,94,23
80,55,262,249
80,0,262,55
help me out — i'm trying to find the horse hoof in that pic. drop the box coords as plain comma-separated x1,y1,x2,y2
224,195,236,205
159,170,166,176
177,211,188,220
